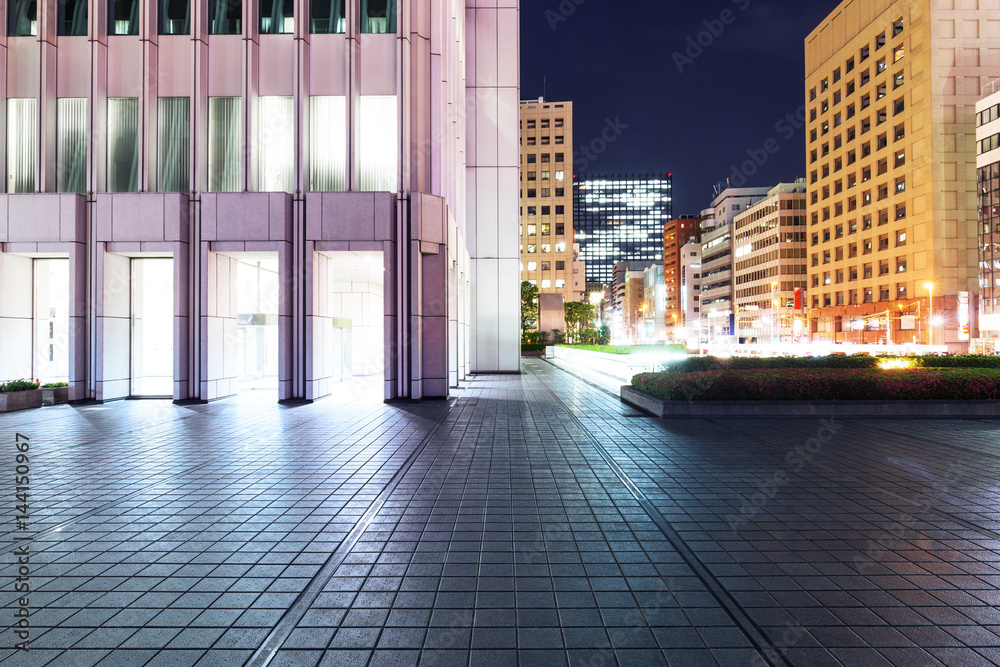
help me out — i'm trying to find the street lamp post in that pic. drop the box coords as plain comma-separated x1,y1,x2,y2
924,282,935,346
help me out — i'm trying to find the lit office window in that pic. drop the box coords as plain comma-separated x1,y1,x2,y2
310,97,346,191
6,99,36,193
362,0,396,33
311,0,345,34
259,97,294,193
108,98,139,193
359,96,398,192
109,0,139,35
58,0,87,36
159,0,190,35
261,0,294,34
57,99,87,194
7,0,37,36
210,0,242,34
158,98,190,193
208,97,242,192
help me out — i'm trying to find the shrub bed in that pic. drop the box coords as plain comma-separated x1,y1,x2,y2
559,344,686,356
662,355,1000,374
521,344,548,353
1,379,40,393
632,368,1000,402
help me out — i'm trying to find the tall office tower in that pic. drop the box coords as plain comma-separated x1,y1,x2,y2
700,187,771,342
0,0,520,403
680,239,703,347
732,181,809,342
574,174,673,286
977,88,1000,348
662,214,702,339
806,0,998,349
519,99,585,303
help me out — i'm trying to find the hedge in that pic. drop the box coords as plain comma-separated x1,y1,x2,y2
521,344,548,353
632,368,1000,402
662,355,1000,374
558,344,687,356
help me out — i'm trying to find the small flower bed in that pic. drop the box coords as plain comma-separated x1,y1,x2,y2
632,368,1000,402
0,379,41,393
41,382,69,389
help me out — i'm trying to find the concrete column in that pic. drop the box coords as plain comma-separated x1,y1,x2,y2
95,251,131,401
199,247,239,401
0,254,34,381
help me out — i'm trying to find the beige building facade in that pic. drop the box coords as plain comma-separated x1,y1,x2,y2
805,0,996,349
519,99,584,304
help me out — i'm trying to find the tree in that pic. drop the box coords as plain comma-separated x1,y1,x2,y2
521,281,540,341
564,301,596,342
598,324,611,346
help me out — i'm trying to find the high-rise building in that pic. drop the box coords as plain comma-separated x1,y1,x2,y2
700,187,771,342
977,86,1000,348
609,260,652,343
0,0,520,403
806,0,994,349
519,99,585,303
732,181,809,342
663,214,702,339
641,263,666,343
574,174,673,285
680,240,703,347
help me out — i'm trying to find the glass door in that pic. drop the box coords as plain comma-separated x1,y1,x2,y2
131,258,174,397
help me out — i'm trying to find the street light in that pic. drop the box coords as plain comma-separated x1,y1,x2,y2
924,281,935,346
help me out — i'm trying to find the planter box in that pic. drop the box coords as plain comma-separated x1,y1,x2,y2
0,389,43,413
42,387,70,405
621,385,1000,419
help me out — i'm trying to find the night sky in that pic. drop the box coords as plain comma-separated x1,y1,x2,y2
521,0,842,215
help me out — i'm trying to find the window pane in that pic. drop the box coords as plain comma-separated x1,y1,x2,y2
361,0,396,33
57,98,87,194
58,0,87,36
158,98,190,193
311,0,345,34
261,0,294,34
208,97,242,192
108,98,139,193
259,97,294,193
110,0,139,35
359,96,397,192
7,0,37,36
310,96,346,191
210,0,242,34
159,0,190,35
7,99,36,193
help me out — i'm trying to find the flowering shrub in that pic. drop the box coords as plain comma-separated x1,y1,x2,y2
632,368,1000,402
0,379,41,393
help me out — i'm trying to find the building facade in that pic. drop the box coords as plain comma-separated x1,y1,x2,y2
574,174,673,285
662,214,701,340
608,260,649,344
700,187,771,342
806,0,993,349
519,99,584,303
0,0,520,403
641,263,666,343
977,87,1000,347
680,240,703,348
732,181,809,342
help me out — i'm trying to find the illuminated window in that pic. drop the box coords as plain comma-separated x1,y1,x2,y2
310,96,347,191
359,96,398,192
7,99,36,193
208,97,242,192
108,98,139,193
541,280,551,288
158,97,190,193
57,99,87,194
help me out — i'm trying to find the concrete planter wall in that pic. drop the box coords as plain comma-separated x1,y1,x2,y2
0,389,43,412
622,385,1000,419
42,387,70,405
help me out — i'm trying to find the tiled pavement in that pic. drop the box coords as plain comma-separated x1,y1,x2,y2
2,362,1000,666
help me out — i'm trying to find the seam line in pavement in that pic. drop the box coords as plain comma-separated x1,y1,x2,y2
534,362,790,667
243,401,455,667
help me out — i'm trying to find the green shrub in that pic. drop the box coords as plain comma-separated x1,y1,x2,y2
632,368,1000,401
521,344,548,353
0,379,40,393
661,354,1000,374
42,382,69,388
560,344,686,356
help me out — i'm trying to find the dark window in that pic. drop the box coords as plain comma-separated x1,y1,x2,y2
362,0,397,34
159,0,191,35
212,0,244,34
59,0,87,36
261,0,294,34
311,0,344,33
7,0,36,36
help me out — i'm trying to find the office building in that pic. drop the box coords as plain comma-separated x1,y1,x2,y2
732,181,809,342
680,240,703,348
806,0,993,348
977,86,1000,349
0,0,520,402
574,174,673,285
641,263,666,343
700,187,771,342
519,99,584,303
662,214,701,340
